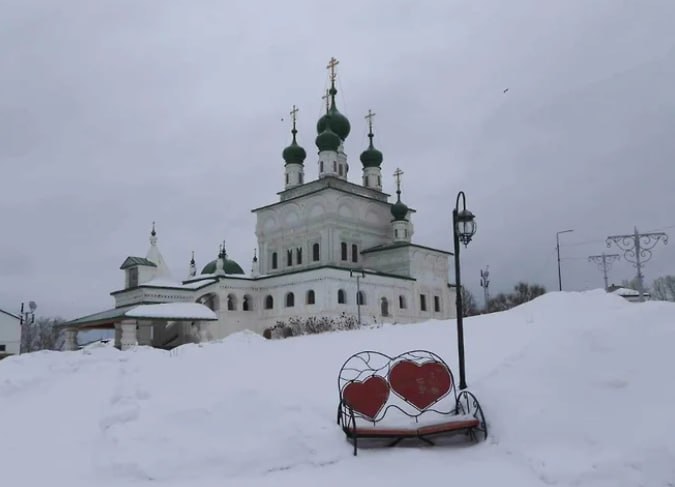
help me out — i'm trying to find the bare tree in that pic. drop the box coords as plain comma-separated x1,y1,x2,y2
460,286,479,317
510,282,546,307
487,282,547,312
487,293,511,313
21,317,65,353
652,275,675,301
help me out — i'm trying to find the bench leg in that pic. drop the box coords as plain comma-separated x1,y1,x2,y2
419,436,435,446
353,435,358,456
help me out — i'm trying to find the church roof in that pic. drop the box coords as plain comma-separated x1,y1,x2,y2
361,242,453,256
201,258,245,275
120,256,157,269
61,302,218,329
253,177,409,214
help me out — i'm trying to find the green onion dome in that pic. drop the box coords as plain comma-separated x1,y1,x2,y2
316,86,350,140
391,199,409,221
360,136,383,167
315,125,341,152
282,132,306,165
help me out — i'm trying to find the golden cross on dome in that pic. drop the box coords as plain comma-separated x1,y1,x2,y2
327,57,339,81
365,109,376,133
393,168,404,193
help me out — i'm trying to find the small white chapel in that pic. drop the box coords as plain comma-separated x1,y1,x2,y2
62,59,457,351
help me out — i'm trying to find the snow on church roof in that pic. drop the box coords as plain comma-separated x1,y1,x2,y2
141,277,217,290
125,303,217,321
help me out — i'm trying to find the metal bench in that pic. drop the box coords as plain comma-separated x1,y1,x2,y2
337,350,487,455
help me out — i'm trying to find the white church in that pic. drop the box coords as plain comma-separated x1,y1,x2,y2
62,59,457,350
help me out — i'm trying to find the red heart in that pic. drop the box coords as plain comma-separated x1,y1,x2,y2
342,376,390,419
389,360,452,410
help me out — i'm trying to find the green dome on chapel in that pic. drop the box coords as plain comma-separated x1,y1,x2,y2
317,86,350,141
201,258,244,275
391,199,409,221
315,125,341,152
282,136,306,165
360,138,383,167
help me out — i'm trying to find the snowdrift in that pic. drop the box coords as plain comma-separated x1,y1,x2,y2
1,290,673,486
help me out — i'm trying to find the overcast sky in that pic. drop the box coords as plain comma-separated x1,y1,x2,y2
2,0,675,319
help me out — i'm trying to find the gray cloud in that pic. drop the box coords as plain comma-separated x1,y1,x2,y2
1,0,674,317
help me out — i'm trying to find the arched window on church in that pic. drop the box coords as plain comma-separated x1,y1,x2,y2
320,161,324,172
357,291,365,305
296,248,302,265
197,293,218,311
272,252,278,270
264,295,274,310
243,295,252,311
306,289,315,305
351,244,358,263
399,295,407,309
312,243,320,262
333,161,337,172
341,242,348,261
337,289,346,304
227,294,237,311
287,249,293,267
286,292,295,307
381,297,390,317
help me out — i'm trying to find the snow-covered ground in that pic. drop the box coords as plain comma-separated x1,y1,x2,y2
1,290,673,486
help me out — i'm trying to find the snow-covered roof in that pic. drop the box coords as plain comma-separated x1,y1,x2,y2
141,277,216,290
610,287,640,296
125,303,217,321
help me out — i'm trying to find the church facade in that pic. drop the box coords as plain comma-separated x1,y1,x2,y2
63,60,457,350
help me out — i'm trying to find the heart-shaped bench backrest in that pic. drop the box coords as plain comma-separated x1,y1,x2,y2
389,360,452,410
342,376,390,420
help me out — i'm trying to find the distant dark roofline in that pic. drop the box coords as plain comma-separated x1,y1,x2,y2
120,256,157,270
361,242,453,256
182,264,416,283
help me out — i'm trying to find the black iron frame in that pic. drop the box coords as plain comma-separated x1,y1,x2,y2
337,350,487,455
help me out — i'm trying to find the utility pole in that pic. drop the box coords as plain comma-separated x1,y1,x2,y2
606,227,668,302
479,266,490,310
18,301,37,354
556,229,574,291
587,253,621,290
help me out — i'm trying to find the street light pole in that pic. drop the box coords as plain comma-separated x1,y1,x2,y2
556,229,574,291
452,191,476,391
350,269,365,325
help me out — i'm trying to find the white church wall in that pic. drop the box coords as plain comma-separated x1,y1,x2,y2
256,189,393,275
361,246,412,276
0,311,21,355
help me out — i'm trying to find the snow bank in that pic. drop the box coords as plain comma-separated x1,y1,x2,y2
0,290,673,487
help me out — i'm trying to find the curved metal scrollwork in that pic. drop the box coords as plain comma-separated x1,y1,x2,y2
456,390,488,441
606,230,668,268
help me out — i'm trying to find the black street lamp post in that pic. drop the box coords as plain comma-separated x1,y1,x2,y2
453,191,477,391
